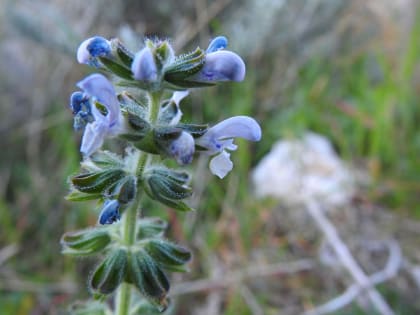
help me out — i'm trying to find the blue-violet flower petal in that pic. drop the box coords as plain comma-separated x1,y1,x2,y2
99,200,120,225
206,36,228,53
196,116,261,178
77,36,111,64
76,74,124,156
131,47,158,81
169,131,195,165
209,151,233,179
192,50,246,82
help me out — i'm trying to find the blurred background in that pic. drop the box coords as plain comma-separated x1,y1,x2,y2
0,0,419,314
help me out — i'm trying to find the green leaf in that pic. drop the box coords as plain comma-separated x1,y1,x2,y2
99,57,134,80
118,91,148,118
65,190,102,202
89,151,124,169
177,123,208,137
164,47,205,80
116,43,134,68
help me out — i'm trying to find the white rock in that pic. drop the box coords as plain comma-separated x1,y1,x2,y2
252,132,355,206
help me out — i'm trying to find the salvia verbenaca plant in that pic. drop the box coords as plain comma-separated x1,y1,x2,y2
62,34,262,315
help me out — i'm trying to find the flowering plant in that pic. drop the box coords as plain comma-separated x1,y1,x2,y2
62,34,261,315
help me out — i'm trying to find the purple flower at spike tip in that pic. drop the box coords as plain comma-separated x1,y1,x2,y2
131,47,158,81
77,36,112,65
196,116,261,178
76,73,124,156
188,35,245,83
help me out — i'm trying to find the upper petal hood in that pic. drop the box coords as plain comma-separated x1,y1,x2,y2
77,74,120,125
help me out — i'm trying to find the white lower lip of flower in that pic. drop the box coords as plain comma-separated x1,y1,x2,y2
209,151,233,179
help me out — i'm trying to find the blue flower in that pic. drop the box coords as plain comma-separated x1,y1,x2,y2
206,36,228,53
169,131,195,165
75,74,124,156
196,116,261,178
70,91,95,130
99,200,120,225
77,36,112,65
131,47,158,82
188,36,245,83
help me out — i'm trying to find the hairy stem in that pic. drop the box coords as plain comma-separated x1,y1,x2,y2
115,90,162,315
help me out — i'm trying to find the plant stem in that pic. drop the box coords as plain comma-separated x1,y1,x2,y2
115,90,162,315
115,188,142,315
148,91,162,123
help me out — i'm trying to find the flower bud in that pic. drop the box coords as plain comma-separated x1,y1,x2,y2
61,228,111,256
153,127,195,165
77,36,112,64
98,200,120,225
168,131,195,165
89,249,127,294
116,176,137,204
131,47,158,82
154,40,175,69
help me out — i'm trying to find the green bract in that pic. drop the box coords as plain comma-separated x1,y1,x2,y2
143,167,193,212
143,238,192,272
71,169,126,194
137,217,168,239
127,249,170,311
89,249,128,295
61,228,111,256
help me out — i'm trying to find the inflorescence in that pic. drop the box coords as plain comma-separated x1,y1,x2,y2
62,34,261,314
